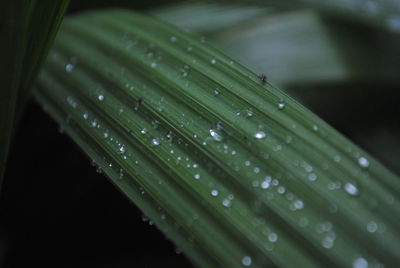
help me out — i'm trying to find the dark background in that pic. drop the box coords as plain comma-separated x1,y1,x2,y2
1,1,400,268
0,1,191,268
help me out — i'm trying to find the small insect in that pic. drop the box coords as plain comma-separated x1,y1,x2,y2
259,74,268,84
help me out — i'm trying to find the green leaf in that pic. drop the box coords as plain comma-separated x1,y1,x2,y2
35,9,400,267
0,0,69,191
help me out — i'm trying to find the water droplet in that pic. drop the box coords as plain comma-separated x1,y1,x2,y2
213,90,220,96
293,200,304,210
66,96,77,108
268,232,278,243
141,128,148,135
353,257,368,268
211,189,219,196
98,94,104,101
151,62,157,68
194,173,201,180
187,45,193,52
170,36,177,42
211,58,217,64
246,108,253,117
65,63,74,72
277,186,285,194
222,198,231,207
95,166,102,174
119,168,124,179
90,119,97,128
151,137,161,146
308,173,317,181
181,64,190,77
312,125,319,131
277,100,286,110
344,182,359,196
367,221,378,233
322,233,335,249
241,256,252,266
119,144,127,154
103,131,109,138
261,177,271,189
254,131,266,139
358,157,369,168
209,129,223,142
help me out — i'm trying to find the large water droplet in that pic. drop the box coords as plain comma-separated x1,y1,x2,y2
293,200,304,210
211,58,217,64
194,173,201,180
344,182,359,196
209,129,223,141
254,131,266,140
277,100,286,110
261,177,271,189
241,256,252,266
98,94,104,101
211,189,219,196
151,137,161,146
358,157,369,168
268,232,278,243
119,144,127,154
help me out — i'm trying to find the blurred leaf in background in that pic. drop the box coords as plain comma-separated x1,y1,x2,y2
0,0,69,190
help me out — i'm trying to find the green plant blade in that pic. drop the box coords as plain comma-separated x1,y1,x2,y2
35,9,400,267
0,0,69,191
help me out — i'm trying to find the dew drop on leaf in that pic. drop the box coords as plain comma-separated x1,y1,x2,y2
211,189,219,196
254,131,266,139
119,144,127,154
209,128,223,141
358,157,369,168
241,256,252,266
268,232,278,243
277,100,286,110
344,182,359,196
151,137,161,146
